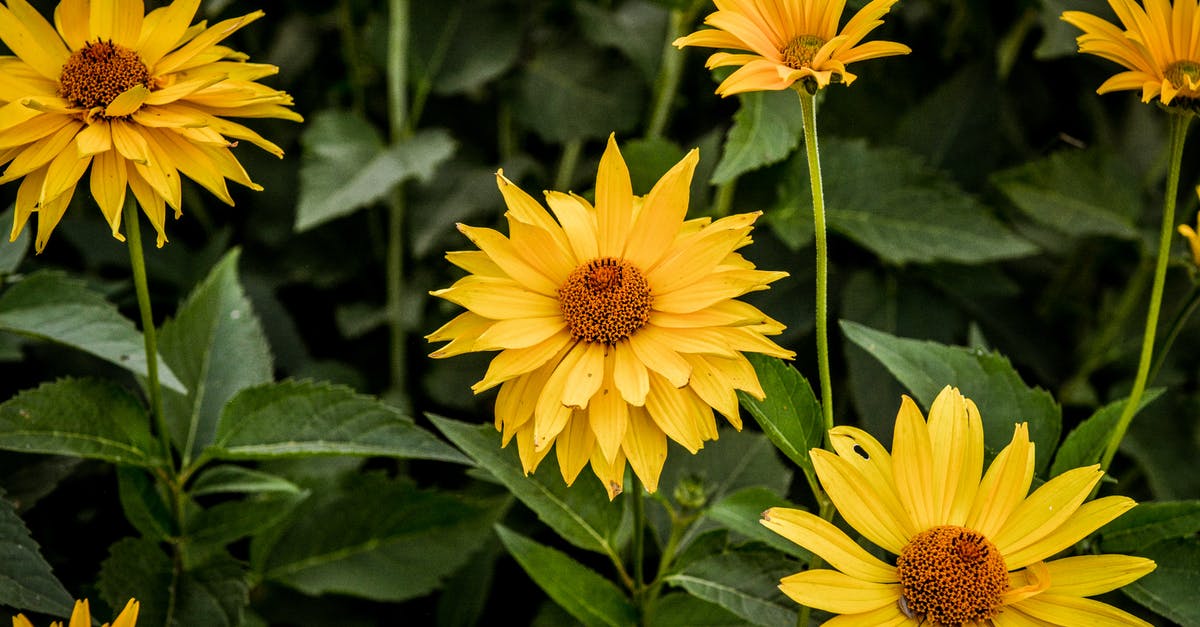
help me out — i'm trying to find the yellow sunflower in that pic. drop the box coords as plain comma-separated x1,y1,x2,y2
761,386,1156,625
1063,0,1200,106
1179,207,1200,266
673,0,911,95
0,0,300,252
427,134,795,499
13,598,138,627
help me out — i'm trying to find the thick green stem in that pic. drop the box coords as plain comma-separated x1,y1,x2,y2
386,0,411,403
124,196,170,463
644,8,692,140
1101,112,1192,470
798,89,834,437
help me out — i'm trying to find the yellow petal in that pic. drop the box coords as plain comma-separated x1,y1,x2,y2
54,0,90,50
154,10,264,75
109,599,139,627
496,364,555,442
628,325,692,387
645,371,709,452
1009,594,1153,626
458,224,558,294
126,165,168,246
138,0,201,68
40,139,92,206
646,211,759,294
561,342,605,408
474,317,566,351
13,613,35,627
649,299,781,329
431,275,561,320
821,604,911,626
760,507,897,583
623,405,667,492
507,218,574,287
622,148,699,270
595,134,633,257
11,166,46,242
34,183,76,252
445,250,504,277
684,354,741,425
543,190,596,263
75,121,113,158
110,119,151,164
777,569,902,614
68,599,90,627
891,396,937,531
992,465,1103,557
514,423,551,475
612,340,649,406
147,128,232,205
1002,496,1137,570
589,445,626,499
0,1,69,80
104,85,151,118
1042,554,1156,597
967,423,1035,538
426,312,492,358
812,449,914,554
472,331,572,393
91,0,144,46
555,410,594,486
652,269,788,314
0,113,75,155
587,358,629,463
532,345,587,449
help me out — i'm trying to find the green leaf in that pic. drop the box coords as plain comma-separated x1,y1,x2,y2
173,555,250,627
620,137,687,195
295,110,457,230
737,354,822,477
711,89,804,185
117,466,175,541
1100,501,1200,553
646,593,746,627
658,429,793,509
411,0,523,95
665,548,799,627
187,492,306,553
431,416,624,556
1050,390,1164,477
209,379,467,463
0,378,162,467
576,0,667,82
706,488,811,561
991,148,1141,240
0,271,184,392
189,465,303,497
0,205,29,273
0,492,73,618
840,321,1062,472
255,473,502,602
773,138,1037,264
495,525,637,627
1122,537,1200,626
159,249,272,463
514,43,645,143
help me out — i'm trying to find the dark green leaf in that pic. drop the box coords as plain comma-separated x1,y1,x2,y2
0,492,73,618
295,110,456,230
1051,390,1164,477
840,321,1062,472
0,271,184,392
514,43,645,143
0,205,29,274
658,429,792,509
173,555,250,627
255,473,502,602
431,416,625,556
117,466,175,541
159,249,272,463
189,465,303,497
576,0,667,82
1122,537,1200,626
1100,501,1200,553
773,138,1037,264
411,0,523,95
991,148,1141,240
495,525,637,627
0,378,162,467
187,492,306,555
737,354,822,477
711,90,803,185
645,593,746,627
706,488,811,561
620,137,687,195
665,548,799,627
210,379,467,463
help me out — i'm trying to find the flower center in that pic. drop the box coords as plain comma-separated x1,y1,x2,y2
895,525,1008,625
58,40,150,113
558,257,651,344
1166,60,1200,90
780,35,826,69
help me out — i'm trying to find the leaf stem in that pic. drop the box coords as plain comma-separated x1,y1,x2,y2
387,0,411,406
1101,111,1192,470
797,89,834,438
124,196,170,466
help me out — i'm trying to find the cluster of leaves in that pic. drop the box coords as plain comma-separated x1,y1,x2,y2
0,0,1197,625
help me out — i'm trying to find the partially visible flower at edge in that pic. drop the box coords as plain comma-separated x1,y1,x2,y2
1178,202,1200,267
1063,0,1200,107
13,598,138,627
427,134,795,499
673,0,911,96
0,0,302,252
761,386,1155,625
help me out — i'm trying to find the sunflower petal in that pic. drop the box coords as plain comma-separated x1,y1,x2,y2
1042,554,1156,597
761,507,898,583
777,569,901,614
1003,496,1137,570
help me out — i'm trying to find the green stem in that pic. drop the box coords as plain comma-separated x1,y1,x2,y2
555,139,583,192
644,7,693,140
1101,112,1192,470
711,179,737,218
387,0,411,404
631,475,646,612
797,89,834,438
124,196,170,464
338,0,366,116
1148,283,1200,384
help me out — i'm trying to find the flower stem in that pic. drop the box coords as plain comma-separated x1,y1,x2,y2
555,139,583,193
644,6,695,140
124,195,170,463
1101,111,1192,470
387,0,411,406
630,474,646,612
797,89,834,438
1148,283,1200,384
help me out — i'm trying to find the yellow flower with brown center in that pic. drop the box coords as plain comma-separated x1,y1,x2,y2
13,598,138,627
761,387,1156,625
427,134,795,499
673,0,911,95
0,0,301,252
1063,0,1200,106
1179,206,1200,267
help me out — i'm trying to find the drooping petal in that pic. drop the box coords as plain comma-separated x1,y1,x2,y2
623,406,667,492
761,508,898,583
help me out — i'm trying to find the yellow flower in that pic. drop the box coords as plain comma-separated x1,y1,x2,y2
1179,205,1200,266
761,387,1156,625
428,134,795,499
673,0,911,96
13,598,138,627
1063,0,1200,106
0,0,301,252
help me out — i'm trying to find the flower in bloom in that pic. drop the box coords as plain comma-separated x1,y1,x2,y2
761,386,1156,625
0,0,301,252
13,598,138,627
673,0,911,96
1179,206,1200,266
428,135,795,499
1063,0,1200,106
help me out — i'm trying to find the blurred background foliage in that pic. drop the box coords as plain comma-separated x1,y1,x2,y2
0,0,1198,625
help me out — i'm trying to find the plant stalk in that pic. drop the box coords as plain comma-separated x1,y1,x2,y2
387,0,411,404
797,89,834,438
124,196,170,464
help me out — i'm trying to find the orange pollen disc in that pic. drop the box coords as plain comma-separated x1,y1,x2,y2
780,34,826,69
558,257,652,344
58,40,151,113
895,525,1009,625
1166,60,1200,91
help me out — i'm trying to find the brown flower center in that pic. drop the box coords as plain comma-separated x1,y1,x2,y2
780,35,826,69
895,526,1009,625
58,40,150,112
558,257,651,344
1166,60,1200,90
